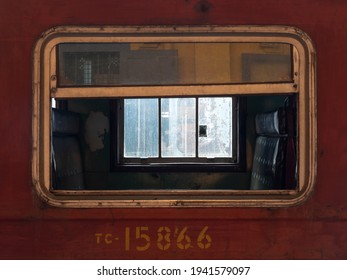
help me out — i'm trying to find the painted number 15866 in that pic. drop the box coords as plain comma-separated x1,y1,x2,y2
95,226,211,252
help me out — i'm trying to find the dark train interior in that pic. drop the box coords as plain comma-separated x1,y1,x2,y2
51,42,297,191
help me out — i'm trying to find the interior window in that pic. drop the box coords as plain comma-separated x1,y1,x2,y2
115,96,237,168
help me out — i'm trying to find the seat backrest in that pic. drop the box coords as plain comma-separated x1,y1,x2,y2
250,107,296,190
52,109,85,190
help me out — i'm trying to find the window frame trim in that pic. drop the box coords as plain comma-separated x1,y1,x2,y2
32,25,316,208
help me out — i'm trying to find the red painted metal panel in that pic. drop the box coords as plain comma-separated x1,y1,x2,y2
0,0,347,259
1,219,347,259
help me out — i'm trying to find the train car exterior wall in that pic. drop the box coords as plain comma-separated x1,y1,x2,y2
0,0,347,259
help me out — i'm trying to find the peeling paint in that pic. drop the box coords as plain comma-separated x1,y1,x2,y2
84,111,109,152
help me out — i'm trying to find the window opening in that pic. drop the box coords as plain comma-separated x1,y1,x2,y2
32,26,316,207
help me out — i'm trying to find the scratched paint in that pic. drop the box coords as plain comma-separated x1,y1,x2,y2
95,225,212,251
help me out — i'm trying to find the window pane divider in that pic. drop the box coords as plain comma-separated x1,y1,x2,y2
195,97,199,158
158,98,162,158
52,83,297,99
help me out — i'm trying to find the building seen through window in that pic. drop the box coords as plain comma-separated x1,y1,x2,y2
121,97,234,163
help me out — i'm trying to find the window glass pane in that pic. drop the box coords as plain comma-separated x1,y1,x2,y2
198,97,233,158
58,43,292,86
161,98,196,157
124,99,158,158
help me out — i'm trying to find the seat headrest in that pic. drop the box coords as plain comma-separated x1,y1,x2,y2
52,109,80,135
255,107,286,136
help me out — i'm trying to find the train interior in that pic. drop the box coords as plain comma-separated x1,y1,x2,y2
51,42,297,191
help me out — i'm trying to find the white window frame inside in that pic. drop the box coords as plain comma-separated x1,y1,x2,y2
32,26,316,208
